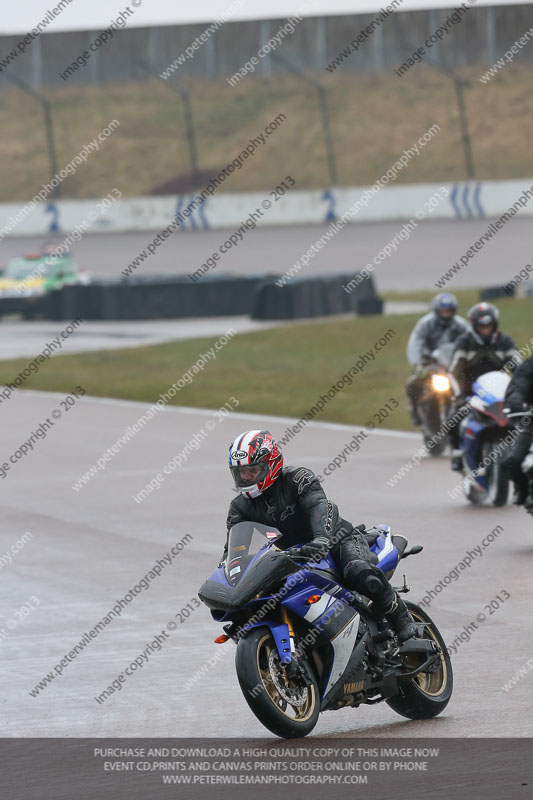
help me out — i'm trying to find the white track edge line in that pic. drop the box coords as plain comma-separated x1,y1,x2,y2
6,388,421,440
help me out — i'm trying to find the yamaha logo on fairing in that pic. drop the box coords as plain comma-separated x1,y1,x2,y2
344,680,364,694
231,450,248,460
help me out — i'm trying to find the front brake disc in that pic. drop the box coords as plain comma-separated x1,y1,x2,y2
268,650,307,708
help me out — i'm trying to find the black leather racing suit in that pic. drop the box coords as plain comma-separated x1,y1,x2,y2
501,356,533,500
220,465,399,617
447,330,521,449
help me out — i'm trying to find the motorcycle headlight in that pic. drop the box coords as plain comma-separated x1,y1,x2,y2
431,374,450,392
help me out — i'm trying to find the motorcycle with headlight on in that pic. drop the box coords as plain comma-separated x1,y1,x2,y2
415,344,454,455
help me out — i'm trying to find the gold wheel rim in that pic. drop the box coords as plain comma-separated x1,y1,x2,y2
406,610,448,697
255,634,316,721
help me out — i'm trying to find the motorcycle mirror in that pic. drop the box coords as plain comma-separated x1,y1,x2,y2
403,545,423,558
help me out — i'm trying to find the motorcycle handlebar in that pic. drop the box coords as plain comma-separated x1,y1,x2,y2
504,409,533,418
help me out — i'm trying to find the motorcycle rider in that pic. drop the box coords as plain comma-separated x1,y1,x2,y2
406,293,468,425
502,357,533,506
221,429,418,642
447,302,521,471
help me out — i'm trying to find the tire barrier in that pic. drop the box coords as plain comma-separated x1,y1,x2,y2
251,273,383,320
0,272,382,321
480,286,514,301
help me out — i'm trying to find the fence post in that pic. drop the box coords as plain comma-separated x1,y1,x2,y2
271,51,338,189
0,70,60,195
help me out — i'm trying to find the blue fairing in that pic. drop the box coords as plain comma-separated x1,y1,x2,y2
370,528,400,574
205,532,400,661
283,584,343,623
208,534,399,588
460,416,487,486
209,565,231,587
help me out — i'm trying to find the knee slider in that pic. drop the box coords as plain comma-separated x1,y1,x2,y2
344,559,388,599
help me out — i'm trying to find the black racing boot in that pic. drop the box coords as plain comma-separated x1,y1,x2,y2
451,449,464,472
512,484,529,506
524,492,533,515
383,594,419,642
408,401,422,427
344,560,419,642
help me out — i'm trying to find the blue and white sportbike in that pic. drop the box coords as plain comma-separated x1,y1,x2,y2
199,522,452,738
457,370,513,506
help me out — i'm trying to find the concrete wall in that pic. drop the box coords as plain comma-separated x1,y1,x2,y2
1,178,532,239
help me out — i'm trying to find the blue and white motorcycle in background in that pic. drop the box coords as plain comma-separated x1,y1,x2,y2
199,522,452,738
456,371,513,506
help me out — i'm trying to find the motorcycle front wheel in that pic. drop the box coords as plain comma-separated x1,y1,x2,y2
235,626,320,738
420,396,447,456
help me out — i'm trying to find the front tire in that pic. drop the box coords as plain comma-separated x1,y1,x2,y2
423,432,447,457
386,602,453,720
420,397,447,456
235,626,320,738
464,474,486,505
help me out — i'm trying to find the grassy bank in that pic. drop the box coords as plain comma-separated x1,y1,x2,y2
1,291,532,431
2,65,533,202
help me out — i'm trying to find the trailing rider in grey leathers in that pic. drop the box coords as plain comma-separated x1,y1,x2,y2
406,293,468,426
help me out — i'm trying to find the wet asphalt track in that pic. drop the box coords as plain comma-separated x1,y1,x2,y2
1,391,532,740
1,216,531,290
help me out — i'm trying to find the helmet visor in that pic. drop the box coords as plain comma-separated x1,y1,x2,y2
231,463,269,488
476,322,494,341
437,306,454,319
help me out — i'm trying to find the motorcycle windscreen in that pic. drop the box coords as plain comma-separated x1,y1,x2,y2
199,522,295,612
433,342,455,370
224,522,283,587
472,371,510,405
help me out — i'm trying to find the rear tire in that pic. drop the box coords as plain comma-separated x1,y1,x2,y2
483,444,509,507
386,602,453,720
235,627,320,739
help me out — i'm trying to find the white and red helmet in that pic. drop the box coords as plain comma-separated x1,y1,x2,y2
228,430,283,498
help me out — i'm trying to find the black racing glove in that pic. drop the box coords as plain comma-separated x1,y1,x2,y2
507,401,526,414
287,537,329,562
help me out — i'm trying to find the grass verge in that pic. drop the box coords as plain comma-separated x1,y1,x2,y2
1,290,532,432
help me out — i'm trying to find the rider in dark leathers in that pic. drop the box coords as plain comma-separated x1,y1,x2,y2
447,302,521,471
406,293,468,425
222,430,418,642
502,356,533,505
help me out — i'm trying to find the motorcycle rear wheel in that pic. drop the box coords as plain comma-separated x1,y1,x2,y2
482,443,510,507
235,626,320,738
386,603,453,720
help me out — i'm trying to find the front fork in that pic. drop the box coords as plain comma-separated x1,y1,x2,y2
281,606,295,653
280,606,316,685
